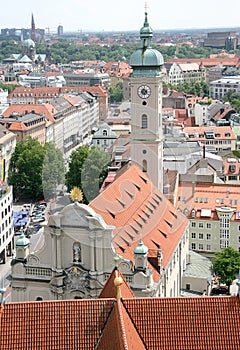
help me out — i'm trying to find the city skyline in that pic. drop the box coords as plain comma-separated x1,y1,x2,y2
1,0,240,33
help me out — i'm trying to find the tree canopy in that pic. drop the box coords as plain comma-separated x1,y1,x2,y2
65,145,110,203
42,142,65,200
166,80,209,96
8,138,65,201
8,137,46,200
212,247,240,287
0,39,234,65
109,82,123,102
222,90,240,113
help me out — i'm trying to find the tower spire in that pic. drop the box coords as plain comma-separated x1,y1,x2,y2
31,13,36,42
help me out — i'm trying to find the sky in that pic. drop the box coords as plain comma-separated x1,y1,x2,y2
1,0,240,33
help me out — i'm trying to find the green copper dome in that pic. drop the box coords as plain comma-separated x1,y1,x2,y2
130,11,164,76
22,33,35,48
134,239,148,255
16,231,30,247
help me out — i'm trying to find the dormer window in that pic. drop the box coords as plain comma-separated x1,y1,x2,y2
102,129,108,136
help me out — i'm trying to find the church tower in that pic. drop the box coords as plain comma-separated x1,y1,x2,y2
129,8,164,191
31,13,36,42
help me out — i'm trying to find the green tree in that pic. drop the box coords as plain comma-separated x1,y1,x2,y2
81,147,110,203
0,82,18,93
212,247,240,287
65,145,110,203
8,137,46,200
42,142,65,200
65,145,90,193
109,82,123,102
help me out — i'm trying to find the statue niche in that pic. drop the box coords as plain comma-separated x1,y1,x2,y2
73,242,81,262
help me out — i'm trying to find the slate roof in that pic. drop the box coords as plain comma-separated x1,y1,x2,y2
1,296,240,349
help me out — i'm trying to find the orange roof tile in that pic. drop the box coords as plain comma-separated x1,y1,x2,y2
1,296,240,349
176,182,240,220
96,299,146,349
2,104,56,123
90,165,188,281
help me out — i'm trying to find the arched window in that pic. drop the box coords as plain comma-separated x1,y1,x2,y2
142,160,147,173
36,296,43,301
102,129,108,136
141,114,148,129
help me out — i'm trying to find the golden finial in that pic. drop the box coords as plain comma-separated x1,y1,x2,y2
114,269,123,300
70,187,83,202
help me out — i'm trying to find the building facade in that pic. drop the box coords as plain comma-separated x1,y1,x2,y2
0,185,14,264
210,76,240,99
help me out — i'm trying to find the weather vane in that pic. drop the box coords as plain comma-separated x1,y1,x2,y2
145,1,149,13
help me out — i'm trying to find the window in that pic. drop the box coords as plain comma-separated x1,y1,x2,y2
186,283,190,290
191,243,196,250
141,114,148,129
198,243,203,250
207,233,211,240
199,233,204,240
191,222,196,228
206,223,211,229
142,159,147,173
102,129,108,136
191,232,196,239
198,222,204,228
206,244,211,251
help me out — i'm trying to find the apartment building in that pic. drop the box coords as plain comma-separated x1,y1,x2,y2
183,125,236,152
0,125,17,182
176,182,240,258
0,185,14,264
210,76,240,99
168,62,206,85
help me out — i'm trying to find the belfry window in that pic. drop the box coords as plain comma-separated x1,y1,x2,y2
141,114,148,129
142,159,147,173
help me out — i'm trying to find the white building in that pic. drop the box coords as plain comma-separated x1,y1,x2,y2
210,76,240,99
0,185,14,264
92,122,117,151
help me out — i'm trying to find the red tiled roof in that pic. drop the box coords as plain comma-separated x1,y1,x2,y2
176,182,240,220
166,57,240,68
1,296,240,349
183,125,236,141
2,104,56,123
123,296,240,349
90,165,188,281
96,299,146,349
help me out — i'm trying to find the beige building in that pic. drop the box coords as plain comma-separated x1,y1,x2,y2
0,125,16,182
176,182,240,258
168,62,206,85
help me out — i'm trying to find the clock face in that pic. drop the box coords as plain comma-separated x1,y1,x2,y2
137,85,151,99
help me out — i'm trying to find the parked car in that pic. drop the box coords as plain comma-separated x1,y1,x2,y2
33,224,42,231
32,215,45,223
211,285,228,295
